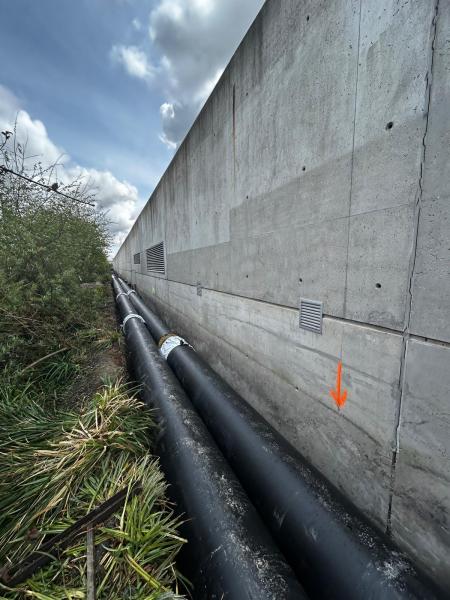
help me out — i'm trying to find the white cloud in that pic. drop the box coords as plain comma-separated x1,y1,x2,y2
160,102,175,120
110,0,264,149
158,100,193,149
0,84,140,257
148,0,265,147
132,18,141,30
0,85,66,166
158,102,177,148
110,45,155,81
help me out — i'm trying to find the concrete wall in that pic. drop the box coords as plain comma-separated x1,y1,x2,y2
114,0,449,590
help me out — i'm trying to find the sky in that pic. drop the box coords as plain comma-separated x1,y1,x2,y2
0,0,264,256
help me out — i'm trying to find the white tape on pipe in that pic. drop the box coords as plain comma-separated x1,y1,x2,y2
159,335,191,360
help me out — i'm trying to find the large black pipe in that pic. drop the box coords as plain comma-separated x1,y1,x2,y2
117,276,445,600
111,276,307,600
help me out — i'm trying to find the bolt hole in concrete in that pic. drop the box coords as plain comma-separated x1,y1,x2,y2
306,15,310,21
386,121,394,130
302,166,306,171
375,283,382,289
299,278,303,283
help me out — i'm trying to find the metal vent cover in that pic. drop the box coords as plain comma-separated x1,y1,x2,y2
299,298,323,334
133,252,141,265
146,241,165,275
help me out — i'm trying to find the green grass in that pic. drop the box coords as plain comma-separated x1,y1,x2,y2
0,382,187,599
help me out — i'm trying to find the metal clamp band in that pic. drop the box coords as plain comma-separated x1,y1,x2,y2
121,313,145,332
116,292,127,300
159,335,192,360
127,290,136,296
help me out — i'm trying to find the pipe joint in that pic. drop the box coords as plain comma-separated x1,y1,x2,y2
121,313,145,332
159,334,192,360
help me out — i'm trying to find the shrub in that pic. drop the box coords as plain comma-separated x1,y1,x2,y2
0,129,111,373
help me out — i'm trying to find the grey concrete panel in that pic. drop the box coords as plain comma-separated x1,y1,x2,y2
351,0,434,215
341,322,403,447
230,217,349,315
161,146,190,255
410,196,450,342
391,339,450,589
230,153,352,239
345,204,416,329
351,116,426,215
185,112,228,250
138,185,167,257
164,90,235,254
134,271,170,308
233,0,359,206
226,342,392,530
167,242,231,292
410,4,450,343
422,0,450,202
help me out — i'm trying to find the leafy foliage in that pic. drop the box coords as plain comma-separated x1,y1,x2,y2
0,128,111,372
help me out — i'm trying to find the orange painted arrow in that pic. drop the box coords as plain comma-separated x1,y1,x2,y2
330,361,347,409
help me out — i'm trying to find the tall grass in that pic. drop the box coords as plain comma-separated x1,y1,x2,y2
0,383,187,599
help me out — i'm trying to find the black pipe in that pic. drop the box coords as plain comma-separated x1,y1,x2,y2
116,276,445,600
111,276,307,600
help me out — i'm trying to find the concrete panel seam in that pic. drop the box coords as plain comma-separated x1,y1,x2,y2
127,270,450,349
342,0,363,318
385,0,440,537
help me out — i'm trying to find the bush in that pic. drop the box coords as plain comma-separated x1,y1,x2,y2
0,130,187,598
0,129,111,373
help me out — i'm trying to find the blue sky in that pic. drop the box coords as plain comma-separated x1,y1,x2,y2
0,0,263,255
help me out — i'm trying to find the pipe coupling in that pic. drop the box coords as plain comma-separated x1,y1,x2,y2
121,313,145,332
159,334,192,360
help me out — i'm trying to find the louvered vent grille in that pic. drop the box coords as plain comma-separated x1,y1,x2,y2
299,298,323,334
146,242,165,275
133,252,141,265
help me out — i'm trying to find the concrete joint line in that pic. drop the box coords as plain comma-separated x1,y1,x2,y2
342,0,363,318
386,0,440,538
137,272,450,347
